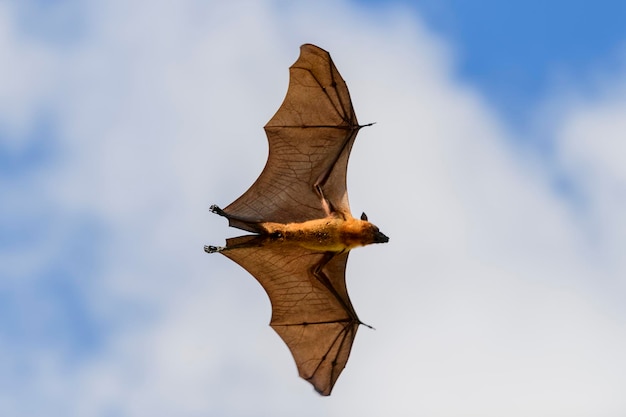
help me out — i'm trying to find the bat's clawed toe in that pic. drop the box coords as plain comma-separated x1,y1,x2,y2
204,245,224,253
209,204,227,217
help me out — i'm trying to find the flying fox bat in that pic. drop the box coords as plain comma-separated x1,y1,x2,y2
205,44,388,396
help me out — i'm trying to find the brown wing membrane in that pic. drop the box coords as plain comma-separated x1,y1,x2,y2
223,44,360,232
220,235,360,395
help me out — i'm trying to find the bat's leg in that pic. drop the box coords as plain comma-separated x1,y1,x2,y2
210,204,266,233
206,235,270,255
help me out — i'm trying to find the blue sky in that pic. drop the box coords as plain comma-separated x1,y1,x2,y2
360,0,626,126
2,1,626,416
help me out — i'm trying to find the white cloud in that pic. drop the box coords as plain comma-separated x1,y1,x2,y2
554,95,626,270
2,1,626,416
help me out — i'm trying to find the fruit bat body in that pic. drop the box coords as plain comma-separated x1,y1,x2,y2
206,44,387,395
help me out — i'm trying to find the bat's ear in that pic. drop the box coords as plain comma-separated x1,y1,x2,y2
360,212,368,221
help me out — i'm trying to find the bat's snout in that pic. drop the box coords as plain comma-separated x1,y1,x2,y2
373,229,389,244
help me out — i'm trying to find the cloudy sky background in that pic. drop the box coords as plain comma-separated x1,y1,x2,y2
2,0,626,415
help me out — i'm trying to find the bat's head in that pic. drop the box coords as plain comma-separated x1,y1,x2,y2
370,225,389,244
340,216,388,247
346,214,387,247
359,212,389,245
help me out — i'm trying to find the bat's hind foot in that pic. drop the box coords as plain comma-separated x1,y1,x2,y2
209,204,228,217
210,204,266,233
204,245,224,253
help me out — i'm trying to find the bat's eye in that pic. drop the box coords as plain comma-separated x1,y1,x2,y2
360,212,368,221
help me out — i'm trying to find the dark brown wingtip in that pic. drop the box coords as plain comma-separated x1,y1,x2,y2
314,385,332,396
300,43,328,55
